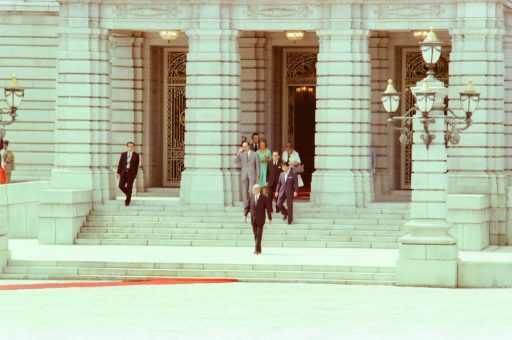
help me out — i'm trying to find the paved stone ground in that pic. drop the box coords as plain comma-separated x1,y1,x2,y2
1,283,512,339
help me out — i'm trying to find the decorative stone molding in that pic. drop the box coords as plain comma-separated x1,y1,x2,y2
247,5,313,19
375,3,442,18
114,4,180,19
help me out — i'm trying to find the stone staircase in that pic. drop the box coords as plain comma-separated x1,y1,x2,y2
75,200,410,249
0,259,396,285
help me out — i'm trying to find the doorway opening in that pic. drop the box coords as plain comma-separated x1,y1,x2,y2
279,49,318,195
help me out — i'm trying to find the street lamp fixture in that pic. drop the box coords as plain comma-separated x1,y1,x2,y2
381,28,480,149
1,75,24,126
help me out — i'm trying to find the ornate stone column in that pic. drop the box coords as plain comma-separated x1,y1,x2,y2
239,32,266,140
180,28,241,208
369,32,392,199
505,12,512,244
448,26,506,247
110,33,145,193
39,1,114,244
311,29,373,207
396,77,458,287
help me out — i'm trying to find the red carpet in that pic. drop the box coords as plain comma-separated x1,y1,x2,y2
0,278,238,291
296,187,311,200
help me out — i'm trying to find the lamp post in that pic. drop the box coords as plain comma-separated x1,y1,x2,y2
0,74,24,271
381,28,480,287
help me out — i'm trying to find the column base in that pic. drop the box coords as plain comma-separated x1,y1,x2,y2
310,170,372,207
180,169,227,209
396,222,459,287
38,189,92,244
50,168,115,202
396,257,458,288
0,232,10,270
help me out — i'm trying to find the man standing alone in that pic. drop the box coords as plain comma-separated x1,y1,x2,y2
245,184,272,254
117,141,139,206
275,162,298,224
235,141,260,207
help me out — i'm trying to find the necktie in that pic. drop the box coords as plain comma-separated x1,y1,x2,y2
274,161,277,166
255,195,258,205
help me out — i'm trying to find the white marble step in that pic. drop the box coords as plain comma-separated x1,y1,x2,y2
86,215,407,226
0,259,395,285
77,232,400,243
74,238,398,248
94,204,410,215
79,226,406,237
89,209,409,220
82,221,406,231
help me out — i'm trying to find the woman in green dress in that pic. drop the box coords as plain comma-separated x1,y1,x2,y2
257,138,271,194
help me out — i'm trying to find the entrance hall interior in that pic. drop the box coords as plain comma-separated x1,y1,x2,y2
110,30,452,201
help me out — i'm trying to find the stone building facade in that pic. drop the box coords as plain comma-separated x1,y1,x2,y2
0,0,512,286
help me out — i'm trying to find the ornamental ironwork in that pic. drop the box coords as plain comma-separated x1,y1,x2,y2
164,51,186,186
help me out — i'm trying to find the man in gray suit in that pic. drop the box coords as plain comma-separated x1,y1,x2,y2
235,141,260,207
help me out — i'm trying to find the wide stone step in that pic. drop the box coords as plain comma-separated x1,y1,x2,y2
83,221,406,232
0,273,395,285
88,209,409,220
79,226,406,237
95,201,409,213
77,232,400,243
74,238,398,248
0,260,395,285
86,215,407,225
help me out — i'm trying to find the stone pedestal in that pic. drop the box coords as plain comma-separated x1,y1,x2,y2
39,190,92,244
448,25,506,245
0,225,9,271
180,27,241,208
311,29,373,207
448,194,489,251
396,76,458,288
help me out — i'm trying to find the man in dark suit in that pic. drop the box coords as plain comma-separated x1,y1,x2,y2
275,162,298,225
250,132,259,152
267,151,282,212
117,141,140,206
244,184,272,254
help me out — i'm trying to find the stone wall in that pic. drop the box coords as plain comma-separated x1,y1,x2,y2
0,3,58,181
0,181,49,238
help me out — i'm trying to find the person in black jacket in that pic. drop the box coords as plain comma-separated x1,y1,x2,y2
117,141,140,206
267,151,282,212
244,184,272,254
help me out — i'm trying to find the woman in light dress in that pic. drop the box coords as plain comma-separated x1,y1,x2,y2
282,142,304,187
257,138,272,195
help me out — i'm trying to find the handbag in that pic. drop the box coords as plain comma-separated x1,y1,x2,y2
294,164,304,174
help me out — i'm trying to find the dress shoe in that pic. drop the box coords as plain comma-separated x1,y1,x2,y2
282,215,287,221
254,250,258,254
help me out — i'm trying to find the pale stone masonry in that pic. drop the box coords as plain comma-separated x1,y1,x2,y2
1,0,512,287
